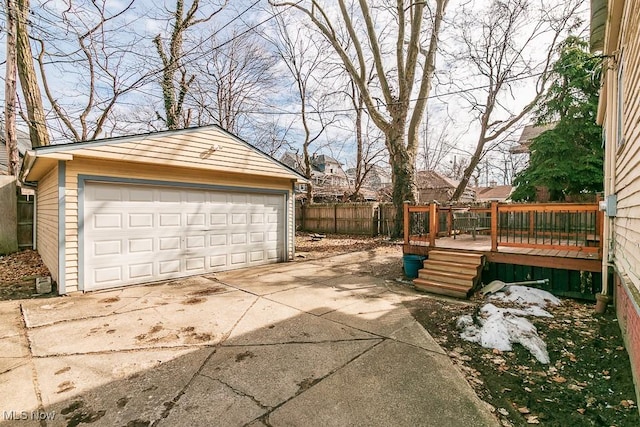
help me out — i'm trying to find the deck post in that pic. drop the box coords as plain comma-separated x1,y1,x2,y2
491,202,498,252
429,203,438,247
403,202,410,245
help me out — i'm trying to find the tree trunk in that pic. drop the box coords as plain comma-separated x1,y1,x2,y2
4,0,19,175
388,131,416,237
16,0,49,147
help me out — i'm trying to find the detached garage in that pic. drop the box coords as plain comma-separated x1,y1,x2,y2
19,125,306,294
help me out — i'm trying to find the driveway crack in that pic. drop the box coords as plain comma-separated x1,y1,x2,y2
18,303,47,426
201,375,271,411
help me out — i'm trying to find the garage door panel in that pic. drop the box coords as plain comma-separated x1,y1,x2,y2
93,240,122,256
129,238,154,253
231,233,247,245
210,213,227,226
230,253,247,264
129,263,153,279
186,257,205,271
186,235,205,248
159,260,181,274
93,213,122,229
129,213,154,228
159,213,181,227
93,185,122,201
159,237,181,251
187,213,206,226
94,266,123,284
84,182,285,290
210,234,227,246
159,189,181,202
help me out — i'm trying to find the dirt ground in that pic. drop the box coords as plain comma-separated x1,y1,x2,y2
0,249,53,300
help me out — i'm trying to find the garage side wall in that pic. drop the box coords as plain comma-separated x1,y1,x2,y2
63,158,294,293
36,164,59,284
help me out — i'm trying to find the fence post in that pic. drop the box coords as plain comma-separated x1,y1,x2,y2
429,203,438,247
373,205,380,237
491,202,498,252
403,202,410,245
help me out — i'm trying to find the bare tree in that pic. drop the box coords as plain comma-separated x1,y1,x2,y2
418,117,460,173
345,79,386,200
4,0,20,174
270,0,449,236
16,0,49,147
268,15,338,202
186,30,277,135
448,0,582,201
250,118,296,157
32,0,152,141
153,0,226,130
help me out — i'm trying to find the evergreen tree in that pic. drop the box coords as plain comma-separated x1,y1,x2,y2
511,36,603,202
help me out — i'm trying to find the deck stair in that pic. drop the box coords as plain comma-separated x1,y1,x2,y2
413,250,485,299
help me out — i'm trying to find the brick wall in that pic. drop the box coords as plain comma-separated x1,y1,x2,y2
614,273,640,406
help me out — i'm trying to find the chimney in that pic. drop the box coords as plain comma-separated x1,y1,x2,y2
489,180,497,188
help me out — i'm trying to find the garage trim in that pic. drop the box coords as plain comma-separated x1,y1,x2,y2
57,161,66,294
77,174,290,291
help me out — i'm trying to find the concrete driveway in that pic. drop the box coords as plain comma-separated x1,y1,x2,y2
0,250,497,426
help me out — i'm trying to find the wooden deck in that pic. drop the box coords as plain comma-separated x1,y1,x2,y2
403,202,604,273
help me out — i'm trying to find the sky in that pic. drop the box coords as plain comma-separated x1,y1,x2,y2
0,0,591,185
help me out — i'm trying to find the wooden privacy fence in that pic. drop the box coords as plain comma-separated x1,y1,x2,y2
17,194,34,249
404,202,604,255
296,203,397,236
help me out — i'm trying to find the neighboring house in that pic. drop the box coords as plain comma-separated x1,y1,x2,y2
0,124,31,175
474,183,513,202
509,123,557,155
280,151,351,201
20,125,307,295
416,170,475,203
345,164,392,190
591,0,640,403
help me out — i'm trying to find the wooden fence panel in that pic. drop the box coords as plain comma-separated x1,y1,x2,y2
17,194,34,249
295,202,400,236
378,203,397,237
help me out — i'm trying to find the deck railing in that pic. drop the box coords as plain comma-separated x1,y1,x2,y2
404,201,603,255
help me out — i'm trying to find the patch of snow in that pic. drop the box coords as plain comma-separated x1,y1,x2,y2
488,285,560,308
458,286,561,364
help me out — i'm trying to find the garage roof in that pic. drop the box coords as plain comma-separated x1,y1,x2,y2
20,125,308,183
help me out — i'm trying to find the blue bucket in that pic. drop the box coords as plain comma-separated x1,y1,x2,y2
403,254,426,279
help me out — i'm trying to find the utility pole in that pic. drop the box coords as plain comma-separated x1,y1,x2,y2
4,0,19,175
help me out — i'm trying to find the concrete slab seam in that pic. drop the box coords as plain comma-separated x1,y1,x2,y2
200,375,271,411
244,339,386,426
18,303,46,417
151,293,261,423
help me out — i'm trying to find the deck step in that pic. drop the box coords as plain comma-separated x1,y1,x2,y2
424,259,480,275
418,269,476,286
412,249,485,299
428,250,484,264
413,278,471,299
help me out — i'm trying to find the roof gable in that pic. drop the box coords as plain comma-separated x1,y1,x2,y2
25,125,306,182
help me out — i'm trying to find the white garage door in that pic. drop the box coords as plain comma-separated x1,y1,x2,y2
83,181,285,290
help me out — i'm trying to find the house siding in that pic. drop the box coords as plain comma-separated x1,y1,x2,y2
614,0,640,294
62,157,295,292
598,0,640,406
66,128,297,180
36,164,59,284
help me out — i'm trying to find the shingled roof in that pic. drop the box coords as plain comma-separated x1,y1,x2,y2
510,123,557,154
